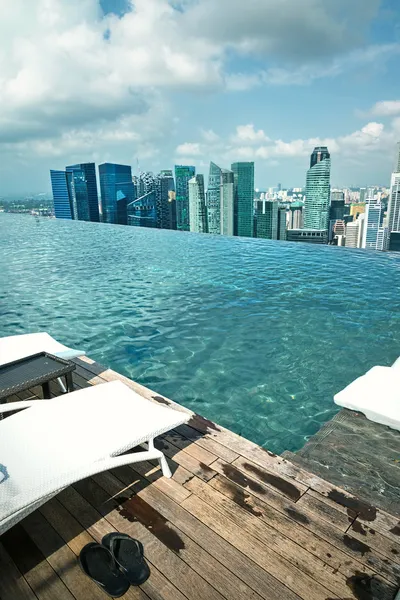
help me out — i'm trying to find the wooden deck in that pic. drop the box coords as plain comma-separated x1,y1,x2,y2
1,356,400,600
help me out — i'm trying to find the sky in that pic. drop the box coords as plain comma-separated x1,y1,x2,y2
1,0,400,195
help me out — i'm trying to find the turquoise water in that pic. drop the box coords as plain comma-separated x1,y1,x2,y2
1,213,399,453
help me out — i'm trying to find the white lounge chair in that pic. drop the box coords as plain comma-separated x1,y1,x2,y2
334,357,400,431
0,380,189,536
0,332,85,392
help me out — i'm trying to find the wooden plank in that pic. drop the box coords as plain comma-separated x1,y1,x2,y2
296,489,352,530
230,457,307,502
154,438,217,482
129,458,193,488
0,542,38,600
209,466,400,586
1,524,74,600
114,463,192,505
42,493,148,600
161,432,218,466
207,474,398,587
174,425,240,463
74,474,227,600
21,509,109,600
348,519,400,564
136,483,301,600
184,477,358,600
180,493,334,600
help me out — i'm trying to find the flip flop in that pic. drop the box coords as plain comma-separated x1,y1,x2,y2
78,542,130,598
102,533,150,586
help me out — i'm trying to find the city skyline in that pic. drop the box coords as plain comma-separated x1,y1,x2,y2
1,0,400,195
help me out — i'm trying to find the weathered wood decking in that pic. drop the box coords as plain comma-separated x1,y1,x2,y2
1,356,400,600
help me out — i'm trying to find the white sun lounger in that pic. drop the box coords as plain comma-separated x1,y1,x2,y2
334,358,400,432
0,380,189,535
0,332,86,392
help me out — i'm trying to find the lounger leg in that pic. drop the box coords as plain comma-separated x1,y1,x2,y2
57,377,67,394
149,438,172,478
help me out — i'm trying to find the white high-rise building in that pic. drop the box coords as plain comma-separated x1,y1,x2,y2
362,199,383,249
388,172,400,234
189,175,208,234
376,227,389,251
345,222,358,248
207,162,234,236
357,214,365,248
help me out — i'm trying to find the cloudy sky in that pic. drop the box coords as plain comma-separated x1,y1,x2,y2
1,0,400,195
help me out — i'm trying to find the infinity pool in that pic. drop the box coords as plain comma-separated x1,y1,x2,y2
1,213,399,453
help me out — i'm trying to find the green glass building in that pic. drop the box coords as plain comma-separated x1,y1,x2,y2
175,165,195,231
304,147,331,231
254,200,278,239
231,162,255,237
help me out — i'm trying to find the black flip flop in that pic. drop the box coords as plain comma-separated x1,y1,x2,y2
78,542,130,598
102,533,150,586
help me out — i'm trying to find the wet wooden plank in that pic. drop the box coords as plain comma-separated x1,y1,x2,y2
0,542,38,600
137,483,301,600
161,432,218,466
296,489,352,531
174,424,240,463
180,493,334,600
229,456,307,502
1,524,75,600
184,477,358,600
348,519,400,564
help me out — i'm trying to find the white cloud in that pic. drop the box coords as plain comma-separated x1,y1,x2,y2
369,100,400,117
232,124,270,144
176,142,202,156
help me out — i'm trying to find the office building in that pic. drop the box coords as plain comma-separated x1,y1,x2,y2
362,199,383,249
127,191,157,228
207,163,234,236
99,163,134,225
175,165,195,231
155,171,176,230
135,172,156,198
396,142,400,173
304,147,331,231
329,197,345,221
254,200,278,239
359,188,367,203
389,232,400,251
278,206,287,240
188,175,208,233
345,221,359,248
376,227,389,251
231,162,255,237
288,202,304,229
388,172,400,234
350,203,366,220
66,163,99,222
50,170,73,219
287,229,328,244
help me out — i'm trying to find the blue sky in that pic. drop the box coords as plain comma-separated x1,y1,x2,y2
1,0,400,194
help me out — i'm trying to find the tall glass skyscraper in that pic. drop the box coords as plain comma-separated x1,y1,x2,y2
304,147,331,231
66,163,99,222
254,200,278,239
231,162,255,237
155,171,176,230
189,175,208,233
175,165,195,231
50,170,73,219
207,162,234,236
362,199,383,249
99,163,134,225
128,191,158,228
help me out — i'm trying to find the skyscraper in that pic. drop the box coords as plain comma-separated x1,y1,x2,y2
388,172,400,234
155,171,176,230
254,200,278,239
277,206,287,240
66,163,99,222
345,222,359,248
395,142,400,173
188,175,208,233
50,170,73,219
99,163,134,225
362,199,383,249
231,162,255,237
288,202,304,229
207,162,234,236
175,165,195,231
304,147,331,231
127,191,157,228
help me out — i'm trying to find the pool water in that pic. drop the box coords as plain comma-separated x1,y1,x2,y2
1,213,399,454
